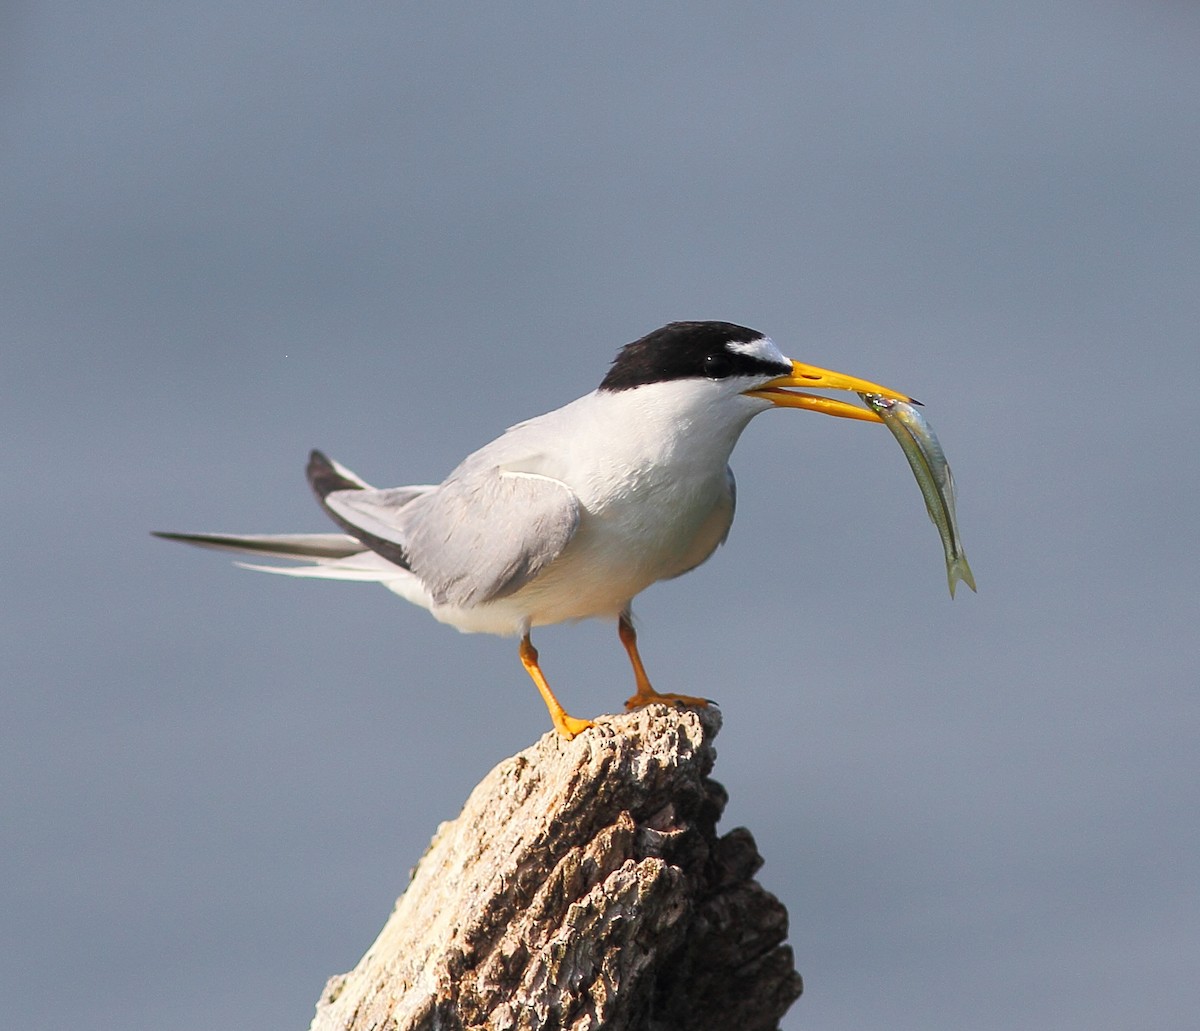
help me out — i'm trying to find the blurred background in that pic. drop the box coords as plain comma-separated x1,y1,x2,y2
4,3,1198,1028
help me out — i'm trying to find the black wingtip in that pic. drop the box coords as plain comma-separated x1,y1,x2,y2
305,450,412,571
152,530,187,542
150,530,234,550
307,449,363,499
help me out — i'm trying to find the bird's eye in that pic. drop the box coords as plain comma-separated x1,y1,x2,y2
704,352,734,379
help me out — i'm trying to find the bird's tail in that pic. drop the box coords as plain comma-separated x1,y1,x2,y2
153,449,378,562
152,530,420,583
154,449,425,582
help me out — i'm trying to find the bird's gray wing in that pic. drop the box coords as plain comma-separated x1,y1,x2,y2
328,468,580,609
152,531,366,560
308,449,435,570
311,436,579,608
320,485,435,554
407,470,580,607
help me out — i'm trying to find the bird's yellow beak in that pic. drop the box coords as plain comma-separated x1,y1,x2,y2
743,360,913,423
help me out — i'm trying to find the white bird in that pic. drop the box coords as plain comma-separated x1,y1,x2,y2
156,321,910,738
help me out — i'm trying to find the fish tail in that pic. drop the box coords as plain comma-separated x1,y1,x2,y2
947,554,978,598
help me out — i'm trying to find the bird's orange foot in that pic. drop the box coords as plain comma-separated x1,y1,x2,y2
552,712,595,740
623,690,714,712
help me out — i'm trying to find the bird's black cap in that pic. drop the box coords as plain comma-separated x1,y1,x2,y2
599,321,789,392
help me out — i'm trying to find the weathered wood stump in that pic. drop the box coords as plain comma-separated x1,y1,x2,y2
309,706,802,1030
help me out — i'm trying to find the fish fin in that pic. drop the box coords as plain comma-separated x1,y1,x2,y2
947,555,977,598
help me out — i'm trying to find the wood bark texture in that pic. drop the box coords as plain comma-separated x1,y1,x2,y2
309,706,802,1031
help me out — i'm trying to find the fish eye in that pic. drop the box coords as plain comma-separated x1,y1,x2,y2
704,352,734,379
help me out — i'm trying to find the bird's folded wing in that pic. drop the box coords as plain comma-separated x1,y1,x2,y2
151,531,366,561
326,470,580,609
320,486,433,547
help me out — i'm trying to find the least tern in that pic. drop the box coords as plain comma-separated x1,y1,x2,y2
156,321,910,738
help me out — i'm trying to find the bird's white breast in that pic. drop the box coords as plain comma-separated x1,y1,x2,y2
446,379,765,631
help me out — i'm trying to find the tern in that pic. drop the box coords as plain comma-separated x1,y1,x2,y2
156,321,910,738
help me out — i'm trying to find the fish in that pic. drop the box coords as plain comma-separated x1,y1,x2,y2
860,393,977,598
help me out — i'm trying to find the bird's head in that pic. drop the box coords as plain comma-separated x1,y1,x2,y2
599,321,911,423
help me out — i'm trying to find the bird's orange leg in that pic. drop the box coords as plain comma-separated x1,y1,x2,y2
519,634,594,740
619,613,713,712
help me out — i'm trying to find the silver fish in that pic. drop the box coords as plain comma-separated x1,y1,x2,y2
860,394,977,597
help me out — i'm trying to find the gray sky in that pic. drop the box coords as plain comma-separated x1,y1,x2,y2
4,3,1199,1028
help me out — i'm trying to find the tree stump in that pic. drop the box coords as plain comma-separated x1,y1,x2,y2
309,706,802,1030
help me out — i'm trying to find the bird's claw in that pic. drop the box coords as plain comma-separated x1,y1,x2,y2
552,713,595,740
623,691,714,712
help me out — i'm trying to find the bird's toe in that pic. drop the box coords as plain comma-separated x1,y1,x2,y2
623,691,713,712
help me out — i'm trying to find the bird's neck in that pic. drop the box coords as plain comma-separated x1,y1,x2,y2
580,382,754,474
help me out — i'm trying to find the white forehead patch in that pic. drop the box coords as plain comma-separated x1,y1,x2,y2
726,335,788,366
